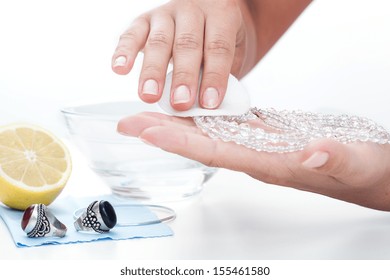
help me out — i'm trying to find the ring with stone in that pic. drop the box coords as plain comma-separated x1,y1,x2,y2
73,201,176,233
74,200,117,234
21,203,67,238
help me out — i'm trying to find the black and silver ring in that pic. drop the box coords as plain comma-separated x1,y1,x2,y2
74,200,117,233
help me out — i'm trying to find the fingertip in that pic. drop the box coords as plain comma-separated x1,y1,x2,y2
198,71,229,110
302,151,330,169
113,55,127,67
170,85,195,111
170,102,196,111
139,94,160,104
139,79,161,103
200,87,222,109
111,55,133,75
116,116,134,136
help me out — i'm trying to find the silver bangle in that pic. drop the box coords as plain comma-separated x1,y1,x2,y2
113,204,176,226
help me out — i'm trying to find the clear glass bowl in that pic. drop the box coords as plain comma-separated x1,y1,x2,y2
61,101,217,202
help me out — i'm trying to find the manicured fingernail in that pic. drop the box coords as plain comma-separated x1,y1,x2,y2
202,87,219,109
302,151,329,169
142,79,159,96
173,85,191,104
139,136,156,147
113,56,127,67
117,130,129,136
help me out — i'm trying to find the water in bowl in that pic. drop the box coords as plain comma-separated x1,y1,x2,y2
91,157,216,201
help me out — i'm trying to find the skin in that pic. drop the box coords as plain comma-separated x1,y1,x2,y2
112,0,311,110
113,0,390,211
118,113,390,211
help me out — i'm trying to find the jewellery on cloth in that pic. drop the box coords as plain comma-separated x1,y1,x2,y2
194,107,390,153
73,201,176,233
21,204,67,238
74,200,117,233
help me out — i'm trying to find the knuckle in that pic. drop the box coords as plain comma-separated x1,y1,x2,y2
119,30,138,43
142,64,164,76
206,37,233,55
202,70,226,83
114,46,128,54
175,33,201,51
118,14,149,44
172,69,194,81
147,31,171,48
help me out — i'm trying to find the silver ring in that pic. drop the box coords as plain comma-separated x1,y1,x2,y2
74,200,117,233
21,204,67,238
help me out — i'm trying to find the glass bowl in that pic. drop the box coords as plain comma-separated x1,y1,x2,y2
61,101,217,202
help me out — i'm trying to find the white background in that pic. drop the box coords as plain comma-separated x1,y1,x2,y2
1,0,389,134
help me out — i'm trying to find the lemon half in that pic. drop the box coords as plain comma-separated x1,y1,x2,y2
0,123,72,210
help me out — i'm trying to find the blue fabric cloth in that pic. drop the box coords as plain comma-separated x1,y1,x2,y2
0,195,173,247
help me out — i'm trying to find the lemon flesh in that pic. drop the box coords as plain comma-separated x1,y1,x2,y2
0,123,72,210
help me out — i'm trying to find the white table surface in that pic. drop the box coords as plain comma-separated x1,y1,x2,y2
1,0,390,260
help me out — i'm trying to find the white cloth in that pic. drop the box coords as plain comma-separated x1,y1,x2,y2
158,71,251,117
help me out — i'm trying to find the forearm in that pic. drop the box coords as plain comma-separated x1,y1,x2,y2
241,0,313,76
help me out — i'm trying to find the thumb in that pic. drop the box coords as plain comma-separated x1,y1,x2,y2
301,139,367,181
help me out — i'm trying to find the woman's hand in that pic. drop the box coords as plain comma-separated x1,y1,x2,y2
118,112,390,211
112,0,257,111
